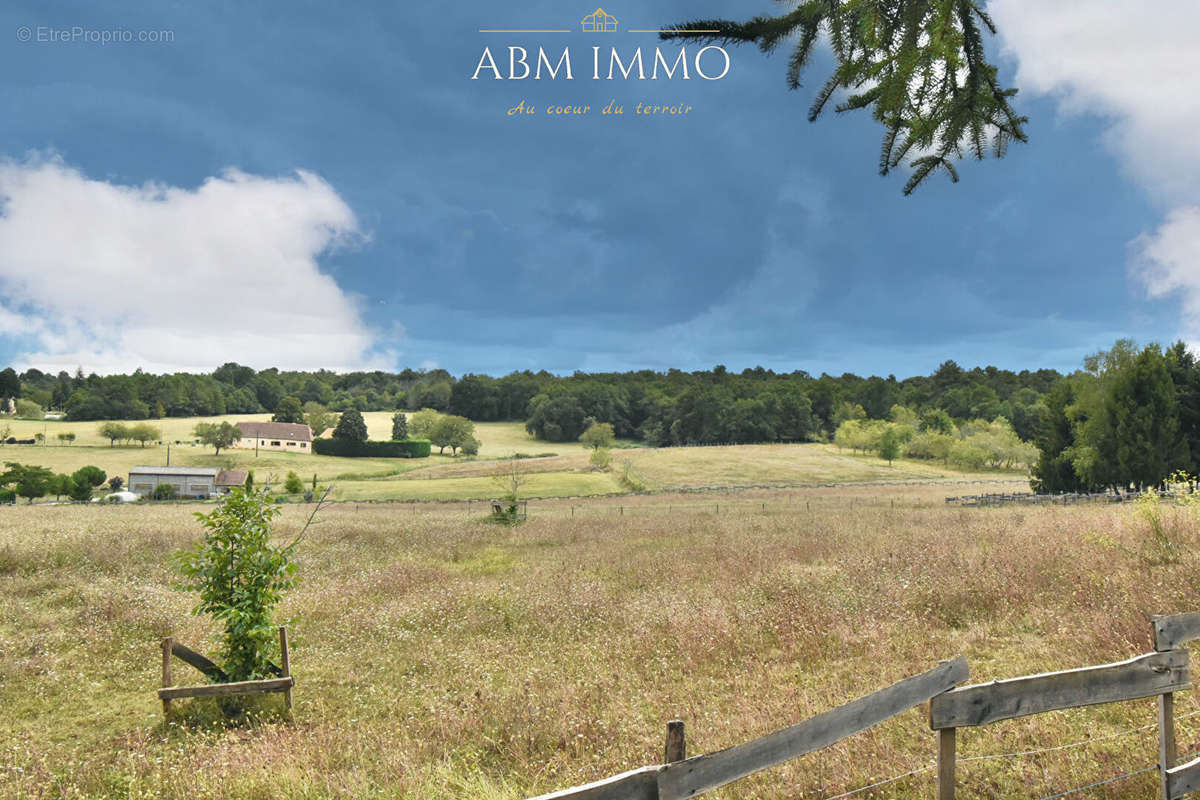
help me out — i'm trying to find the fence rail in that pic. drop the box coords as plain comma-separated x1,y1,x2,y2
522,611,1200,800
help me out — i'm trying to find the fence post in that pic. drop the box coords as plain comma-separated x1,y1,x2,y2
279,627,293,710
938,728,956,800
1154,615,1177,800
665,720,686,763
161,637,173,716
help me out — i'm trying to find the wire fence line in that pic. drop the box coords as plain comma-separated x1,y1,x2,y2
813,708,1200,800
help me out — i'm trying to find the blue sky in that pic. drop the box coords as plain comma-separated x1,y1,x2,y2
0,1,1193,378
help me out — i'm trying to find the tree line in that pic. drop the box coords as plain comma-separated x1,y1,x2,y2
1,360,1062,446
1032,340,1199,493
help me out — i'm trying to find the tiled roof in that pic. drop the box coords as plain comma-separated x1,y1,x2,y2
215,469,248,487
235,421,313,442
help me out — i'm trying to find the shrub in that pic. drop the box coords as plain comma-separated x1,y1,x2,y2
152,483,178,501
312,438,431,458
590,448,612,470
15,399,43,419
283,471,304,494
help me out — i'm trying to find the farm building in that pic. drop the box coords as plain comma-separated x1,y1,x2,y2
128,467,247,498
234,421,313,452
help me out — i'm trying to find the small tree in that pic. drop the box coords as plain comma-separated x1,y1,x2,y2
57,431,76,445
194,421,241,455
490,456,527,522
129,422,161,448
283,471,304,494
172,487,302,681
68,477,93,502
47,473,72,501
430,415,476,455
332,409,368,442
98,422,129,447
1,463,52,503
407,408,440,440
108,475,124,491
579,422,615,451
72,466,107,489
272,396,305,424
303,403,337,437
879,428,902,465
391,412,408,440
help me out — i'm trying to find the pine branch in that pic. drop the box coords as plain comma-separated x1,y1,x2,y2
664,0,1027,194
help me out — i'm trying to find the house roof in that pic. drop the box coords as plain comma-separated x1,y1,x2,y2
215,469,248,487
235,421,313,442
129,466,220,477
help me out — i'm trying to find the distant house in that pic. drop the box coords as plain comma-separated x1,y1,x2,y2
581,7,618,32
234,421,313,452
128,466,248,498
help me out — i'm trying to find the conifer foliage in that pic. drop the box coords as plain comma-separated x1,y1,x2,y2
664,0,1028,193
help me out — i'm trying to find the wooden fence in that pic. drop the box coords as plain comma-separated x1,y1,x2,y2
523,612,1200,800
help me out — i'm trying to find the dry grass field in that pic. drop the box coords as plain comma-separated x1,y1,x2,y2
3,486,1199,799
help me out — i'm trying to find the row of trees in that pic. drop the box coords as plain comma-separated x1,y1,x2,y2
3,362,1061,445
1032,341,1198,493
98,421,162,447
0,463,112,504
834,407,1038,471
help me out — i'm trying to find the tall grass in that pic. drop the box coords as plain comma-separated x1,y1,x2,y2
1,491,1197,798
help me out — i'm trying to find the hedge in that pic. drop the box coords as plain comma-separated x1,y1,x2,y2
312,438,432,458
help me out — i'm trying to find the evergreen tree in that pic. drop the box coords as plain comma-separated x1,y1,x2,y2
665,0,1027,194
391,411,408,440
1031,380,1079,493
332,409,368,442
1107,345,1184,490
1166,341,1200,474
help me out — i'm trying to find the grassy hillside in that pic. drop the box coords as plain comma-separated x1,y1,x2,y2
1,416,1027,502
1,491,1195,798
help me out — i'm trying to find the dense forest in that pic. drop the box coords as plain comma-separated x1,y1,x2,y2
6,343,1198,492
0,359,1059,444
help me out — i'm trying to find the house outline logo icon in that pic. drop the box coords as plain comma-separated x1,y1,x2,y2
581,8,619,33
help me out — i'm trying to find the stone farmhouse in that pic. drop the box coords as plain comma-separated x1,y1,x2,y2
234,421,313,452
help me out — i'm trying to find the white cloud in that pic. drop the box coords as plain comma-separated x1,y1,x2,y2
0,156,395,373
989,1,1200,339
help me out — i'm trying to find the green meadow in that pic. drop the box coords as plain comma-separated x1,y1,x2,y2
1,415,1026,502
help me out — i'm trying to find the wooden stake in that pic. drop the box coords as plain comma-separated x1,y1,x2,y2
161,637,173,717
938,728,956,800
1160,691,1177,800
279,627,293,710
665,720,686,763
